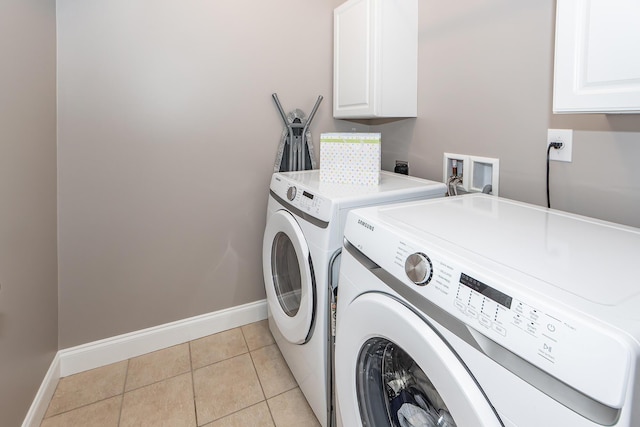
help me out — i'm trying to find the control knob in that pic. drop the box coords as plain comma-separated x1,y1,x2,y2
286,186,297,201
405,252,433,285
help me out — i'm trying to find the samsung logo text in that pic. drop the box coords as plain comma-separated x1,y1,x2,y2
358,219,375,231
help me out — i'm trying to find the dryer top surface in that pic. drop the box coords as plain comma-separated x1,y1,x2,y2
360,194,640,308
274,170,446,206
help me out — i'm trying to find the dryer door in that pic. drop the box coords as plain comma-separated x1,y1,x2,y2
336,292,503,427
263,210,315,344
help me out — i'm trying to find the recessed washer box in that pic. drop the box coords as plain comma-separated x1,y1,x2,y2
443,153,499,196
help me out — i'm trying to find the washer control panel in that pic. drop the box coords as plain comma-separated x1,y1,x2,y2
289,186,326,218
406,249,592,367
270,176,332,222
394,243,575,361
391,242,629,408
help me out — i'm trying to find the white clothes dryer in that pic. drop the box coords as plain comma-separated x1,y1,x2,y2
263,170,446,427
336,194,640,427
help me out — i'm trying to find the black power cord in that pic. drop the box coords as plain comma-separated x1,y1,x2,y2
546,142,564,208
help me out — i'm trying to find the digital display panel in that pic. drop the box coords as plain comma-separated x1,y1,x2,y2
302,191,314,199
460,273,512,308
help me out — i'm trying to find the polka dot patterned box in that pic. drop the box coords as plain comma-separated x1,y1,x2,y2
319,133,381,185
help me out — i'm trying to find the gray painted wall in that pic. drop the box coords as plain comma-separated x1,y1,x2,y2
378,1,640,227
56,0,355,347
0,0,58,425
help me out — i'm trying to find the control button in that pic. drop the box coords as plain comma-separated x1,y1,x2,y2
454,300,466,312
405,253,433,285
538,342,556,362
286,186,297,201
479,315,492,328
493,324,507,336
465,307,478,318
547,323,556,333
513,314,523,326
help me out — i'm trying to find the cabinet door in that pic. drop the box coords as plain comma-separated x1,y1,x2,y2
553,0,640,113
333,0,417,119
333,0,375,118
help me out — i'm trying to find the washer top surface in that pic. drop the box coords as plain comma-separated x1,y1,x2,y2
275,170,446,205
368,194,640,307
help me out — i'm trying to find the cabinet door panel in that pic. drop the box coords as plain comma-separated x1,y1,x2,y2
584,2,640,84
554,0,640,113
334,0,373,115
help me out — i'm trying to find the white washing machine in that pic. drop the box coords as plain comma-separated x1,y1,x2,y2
336,194,640,427
262,170,447,427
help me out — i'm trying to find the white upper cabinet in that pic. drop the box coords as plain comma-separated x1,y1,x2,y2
333,0,417,119
553,0,640,113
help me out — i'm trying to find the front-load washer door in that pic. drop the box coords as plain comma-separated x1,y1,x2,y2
336,292,503,427
263,210,315,345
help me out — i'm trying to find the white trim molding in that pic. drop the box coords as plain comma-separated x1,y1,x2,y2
23,299,267,427
59,299,268,376
21,353,60,427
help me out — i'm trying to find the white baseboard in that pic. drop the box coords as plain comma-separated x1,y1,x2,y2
59,299,268,376
21,353,60,427
23,299,267,427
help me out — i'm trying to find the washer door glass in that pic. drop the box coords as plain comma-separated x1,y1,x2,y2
357,338,457,427
263,210,314,344
271,231,302,317
335,292,502,427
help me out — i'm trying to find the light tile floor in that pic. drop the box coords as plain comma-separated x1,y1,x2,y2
40,320,321,427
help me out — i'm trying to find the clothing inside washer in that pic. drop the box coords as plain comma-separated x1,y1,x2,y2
357,338,456,427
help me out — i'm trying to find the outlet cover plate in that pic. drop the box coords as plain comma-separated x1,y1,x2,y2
547,129,573,162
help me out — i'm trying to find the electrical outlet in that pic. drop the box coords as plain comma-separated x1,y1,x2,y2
547,129,573,162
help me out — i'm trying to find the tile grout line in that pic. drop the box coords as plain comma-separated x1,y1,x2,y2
117,359,129,426
116,345,193,392
39,390,126,423
243,329,268,402
244,336,278,426
117,369,191,394
241,325,278,426
210,400,276,425
191,328,262,425
39,357,133,424
194,326,260,425
188,340,199,427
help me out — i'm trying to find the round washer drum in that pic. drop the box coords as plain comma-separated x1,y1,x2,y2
336,291,502,427
263,209,315,345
